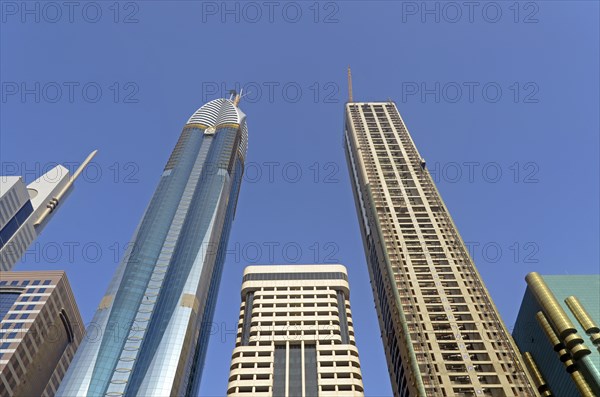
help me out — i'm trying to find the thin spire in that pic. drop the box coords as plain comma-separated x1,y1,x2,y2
233,88,242,107
347,66,353,102
34,150,98,227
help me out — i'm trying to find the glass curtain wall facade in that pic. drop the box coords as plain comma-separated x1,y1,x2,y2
57,98,248,397
344,101,537,397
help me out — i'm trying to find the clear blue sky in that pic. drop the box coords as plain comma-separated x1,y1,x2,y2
1,2,598,396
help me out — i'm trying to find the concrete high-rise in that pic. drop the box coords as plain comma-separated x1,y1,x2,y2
0,271,83,397
0,151,96,270
57,96,248,397
343,72,537,397
513,272,600,397
227,264,364,397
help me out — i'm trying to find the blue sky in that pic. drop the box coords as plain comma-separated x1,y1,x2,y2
1,2,599,396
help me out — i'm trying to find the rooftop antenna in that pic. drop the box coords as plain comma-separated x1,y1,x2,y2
347,66,353,102
34,150,98,227
233,88,242,107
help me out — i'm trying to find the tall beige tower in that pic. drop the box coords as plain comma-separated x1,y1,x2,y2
343,90,537,396
226,264,364,397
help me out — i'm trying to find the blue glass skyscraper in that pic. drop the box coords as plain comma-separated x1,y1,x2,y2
57,97,248,396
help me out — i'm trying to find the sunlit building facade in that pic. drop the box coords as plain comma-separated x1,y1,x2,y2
513,273,600,397
57,97,248,397
227,264,364,397
343,98,537,396
0,271,83,397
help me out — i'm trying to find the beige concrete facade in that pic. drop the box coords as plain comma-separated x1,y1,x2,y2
0,271,83,397
344,102,538,397
227,264,364,397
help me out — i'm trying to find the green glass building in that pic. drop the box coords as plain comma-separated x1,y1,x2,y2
513,273,600,397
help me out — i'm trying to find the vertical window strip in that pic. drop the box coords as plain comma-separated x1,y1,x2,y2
273,345,286,397
288,345,302,397
241,292,254,346
337,291,350,344
304,345,318,397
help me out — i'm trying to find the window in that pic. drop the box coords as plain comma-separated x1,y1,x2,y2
0,201,34,249
305,345,318,396
241,292,254,346
289,345,302,397
273,345,286,397
337,291,350,344
0,292,21,321
243,272,347,282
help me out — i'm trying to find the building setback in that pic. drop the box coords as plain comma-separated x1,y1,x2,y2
513,272,600,397
0,271,83,397
227,264,364,397
57,97,248,397
343,85,537,396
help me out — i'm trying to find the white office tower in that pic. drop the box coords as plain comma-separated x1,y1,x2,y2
0,151,96,270
227,264,365,397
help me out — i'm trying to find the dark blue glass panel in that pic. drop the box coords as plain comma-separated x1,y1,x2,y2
0,201,33,249
0,293,20,321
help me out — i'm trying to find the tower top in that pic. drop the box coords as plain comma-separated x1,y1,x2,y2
347,66,353,102
34,149,98,227
233,89,242,107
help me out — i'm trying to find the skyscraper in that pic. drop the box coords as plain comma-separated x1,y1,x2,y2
0,151,96,270
513,272,600,397
343,71,537,396
0,271,83,397
57,96,248,397
227,264,364,397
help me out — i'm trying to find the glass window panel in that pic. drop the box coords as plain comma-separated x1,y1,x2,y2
289,345,302,397
304,345,318,397
273,345,286,397
241,292,254,346
0,293,20,321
